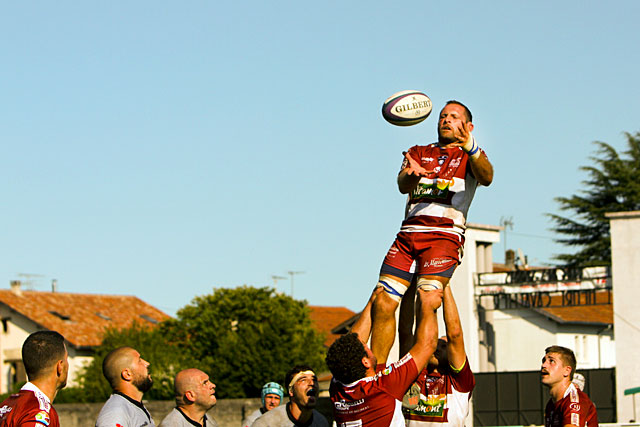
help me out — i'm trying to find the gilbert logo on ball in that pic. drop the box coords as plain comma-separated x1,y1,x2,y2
382,90,432,126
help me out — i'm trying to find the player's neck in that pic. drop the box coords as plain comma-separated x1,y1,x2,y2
288,401,313,424
30,377,58,403
549,381,571,403
115,383,144,402
179,405,206,426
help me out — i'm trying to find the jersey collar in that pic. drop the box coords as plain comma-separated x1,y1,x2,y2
21,382,50,404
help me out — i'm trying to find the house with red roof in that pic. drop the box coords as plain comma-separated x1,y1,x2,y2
0,280,169,394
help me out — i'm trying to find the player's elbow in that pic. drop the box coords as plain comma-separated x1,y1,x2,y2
447,327,463,343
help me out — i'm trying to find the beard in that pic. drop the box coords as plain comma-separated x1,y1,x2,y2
133,373,153,393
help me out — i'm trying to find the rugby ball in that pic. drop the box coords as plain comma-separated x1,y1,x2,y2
382,90,432,126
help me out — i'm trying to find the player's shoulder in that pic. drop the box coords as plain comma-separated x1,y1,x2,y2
311,409,329,427
408,143,439,152
0,390,57,427
251,405,286,426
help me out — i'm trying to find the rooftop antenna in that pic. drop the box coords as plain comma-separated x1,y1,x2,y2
500,216,514,263
287,271,305,298
271,275,287,291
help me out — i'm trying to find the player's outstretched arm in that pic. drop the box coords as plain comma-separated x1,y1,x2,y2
398,152,433,194
408,289,442,370
350,287,383,343
447,121,493,186
443,286,466,370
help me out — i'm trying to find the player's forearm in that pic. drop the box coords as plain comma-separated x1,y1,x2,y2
350,288,380,342
398,169,421,194
469,155,493,186
461,136,493,186
443,287,463,343
409,295,439,369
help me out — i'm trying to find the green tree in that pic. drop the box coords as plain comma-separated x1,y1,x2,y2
548,132,640,266
57,321,195,403
164,286,327,399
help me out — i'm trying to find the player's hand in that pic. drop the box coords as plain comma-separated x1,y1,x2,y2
418,288,443,311
446,121,472,148
403,152,433,177
369,285,384,302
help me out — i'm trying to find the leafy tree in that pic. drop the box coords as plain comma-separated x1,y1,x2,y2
548,132,640,266
58,321,195,403
164,286,327,399
68,286,326,402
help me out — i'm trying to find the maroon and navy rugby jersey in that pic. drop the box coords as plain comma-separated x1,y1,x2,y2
400,143,488,238
330,353,419,427
0,383,60,427
545,383,598,427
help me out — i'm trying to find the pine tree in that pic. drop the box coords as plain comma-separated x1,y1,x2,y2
548,132,640,266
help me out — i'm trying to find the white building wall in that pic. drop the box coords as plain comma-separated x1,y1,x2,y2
0,304,94,393
607,211,640,423
490,309,557,371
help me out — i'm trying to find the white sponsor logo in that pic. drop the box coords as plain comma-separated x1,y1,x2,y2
334,399,365,410
0,405,12,417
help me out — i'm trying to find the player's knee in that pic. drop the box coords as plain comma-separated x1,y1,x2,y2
376,276,408,305
417,277,446,292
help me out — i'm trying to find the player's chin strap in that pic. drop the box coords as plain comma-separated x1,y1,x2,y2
462,135,481,160
416,277,447,291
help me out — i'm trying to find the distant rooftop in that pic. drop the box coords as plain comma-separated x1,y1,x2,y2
0,285,170,348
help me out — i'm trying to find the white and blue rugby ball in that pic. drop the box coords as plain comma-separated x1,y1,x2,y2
382,90,432,126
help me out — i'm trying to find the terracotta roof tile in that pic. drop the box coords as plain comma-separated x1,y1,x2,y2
534,291,612,325
0,290,170,348
308,306,356,347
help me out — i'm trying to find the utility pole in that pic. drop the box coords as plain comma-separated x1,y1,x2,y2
287,271,305,298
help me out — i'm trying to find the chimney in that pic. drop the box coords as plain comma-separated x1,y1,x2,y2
52,279,58,293
505,249,516,270
10,280,22,296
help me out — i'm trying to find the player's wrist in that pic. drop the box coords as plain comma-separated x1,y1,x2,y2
462,135,481,159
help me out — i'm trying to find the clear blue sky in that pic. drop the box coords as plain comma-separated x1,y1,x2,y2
2,1,639,315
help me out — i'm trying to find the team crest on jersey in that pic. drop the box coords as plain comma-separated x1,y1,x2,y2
438,155,448,165
382,365,393,375
570,403,580,411
34,410,50,426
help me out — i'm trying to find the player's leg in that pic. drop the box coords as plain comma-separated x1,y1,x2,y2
371,272,410,364
398,275,418,357
371,235,414,364
414,234,462,291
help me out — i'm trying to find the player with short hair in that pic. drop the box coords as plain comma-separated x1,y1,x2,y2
372,100,494,363
326,287,442,427
159,368,218,427
0,330,69,427
96,346,155,427
251,365,328,427
541,346,598,427
242,382,285,427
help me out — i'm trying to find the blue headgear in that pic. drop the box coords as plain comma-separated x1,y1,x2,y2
261,382,284,407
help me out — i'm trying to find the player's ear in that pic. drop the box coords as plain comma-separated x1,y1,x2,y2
56,360,64,376
121,368,133,381
185,390,196,403
361,356,373,370
467,122,474,132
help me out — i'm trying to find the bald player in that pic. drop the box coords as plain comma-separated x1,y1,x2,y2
95,346,155,427
159,369,218,427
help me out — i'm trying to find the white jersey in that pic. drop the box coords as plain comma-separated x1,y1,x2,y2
95,393,155,427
